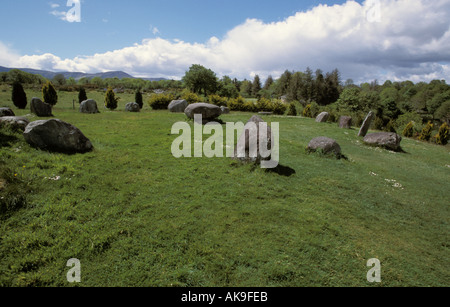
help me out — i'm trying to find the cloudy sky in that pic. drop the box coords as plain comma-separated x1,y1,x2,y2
0,0,449,84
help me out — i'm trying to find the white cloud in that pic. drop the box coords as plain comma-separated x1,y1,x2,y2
4,0,450,83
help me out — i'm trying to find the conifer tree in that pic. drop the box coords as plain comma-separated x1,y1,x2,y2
11,81,27,109
42,81,58,106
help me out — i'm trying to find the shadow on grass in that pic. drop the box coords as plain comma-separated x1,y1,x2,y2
265,164,296,177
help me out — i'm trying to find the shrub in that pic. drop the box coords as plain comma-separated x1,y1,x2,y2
181,91,201,104
402,121,415,138
373,117,385,131
384,119,397,133
256,98,272,112
270,100,287,115
135,90,143,109
148,93,175,110
435,122,449,145
419,121,434,141
228,96,246,111
78,87,87,104
11,82,27,109
42,81,58,106
287,103,297,116
303,104,312,118
104,88,119,110
208,94,228,107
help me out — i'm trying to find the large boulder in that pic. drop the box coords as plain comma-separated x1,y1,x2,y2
0,108,15,117
307,137,342,156
185,103,222,124
363,132,402,151
234,116,272,163
168,100,189,113
125,102,140,113
80,99,100,114
339,116,352,129
358,111,375,137
30,98,53,117
0,116,30,131
23,119,93,154
315,112,330,123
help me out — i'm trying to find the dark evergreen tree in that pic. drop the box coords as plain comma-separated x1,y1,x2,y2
105,88,118,110
135,89,143,109
42,81,58,106
11,82,28,109
78,87,88,104
251,75,262,98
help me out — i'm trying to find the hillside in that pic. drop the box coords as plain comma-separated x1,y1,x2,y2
0,66,166,81
0,89,448,287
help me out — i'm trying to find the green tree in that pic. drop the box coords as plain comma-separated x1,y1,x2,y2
11,82,27,109
42,81,58,106
105,88,119,110
336,87,362,112
53,74,66,86
251,75,262,98
263,75,274,90
78,87,87,104
182,64,218,95
240,80,253,98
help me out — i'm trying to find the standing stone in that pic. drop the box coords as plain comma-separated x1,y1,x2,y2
0,116,30,131
339,116,352,129
125,102,140,112
358,111,375,137
185,103,222,123
30,98,53,117
23,119,93,154
363,132,402,151
168,100,189,113
307,137,342,156
315,112,330,123
234,115,272,163
0,108,15,117
80,99,100,114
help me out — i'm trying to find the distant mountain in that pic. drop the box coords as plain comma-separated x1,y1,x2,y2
0,66,167,81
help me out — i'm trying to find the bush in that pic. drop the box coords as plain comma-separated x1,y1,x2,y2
287,103,297,116
78,87,87,104
105,88,119,110
402,122,415,138
42,81,58,106
373,117,385,131
208,94,228,107
228,96,246,111
270,100,287,115
384,119,397,133
181,91,201,104
256,98,272,112
135,90,143,109
303,104,312,118
435,122,449,145
11,82,27,109
419,121,434,141
148,93,175,110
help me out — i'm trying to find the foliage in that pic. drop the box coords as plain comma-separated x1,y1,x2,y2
135,90,143,109
181,90,201,104
303,104,312,118
419,121,434,141
182,64,218,95
402,122,415,138
435,122,449,145
11,82,27,109
78,87,88,104
148,93,175,110
208,94,228,107
434,100,450,123
104,87,119,110
42,81,58,106
287,103,297,116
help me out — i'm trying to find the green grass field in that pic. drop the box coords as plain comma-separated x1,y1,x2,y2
0,87,449,287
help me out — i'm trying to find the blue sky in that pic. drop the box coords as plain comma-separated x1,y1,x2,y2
0,0,449,83
1,0,353,58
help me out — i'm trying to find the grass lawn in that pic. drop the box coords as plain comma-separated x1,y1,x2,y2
0,87,449,287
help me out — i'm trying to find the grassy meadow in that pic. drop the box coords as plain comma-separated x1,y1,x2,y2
0,86,449,287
